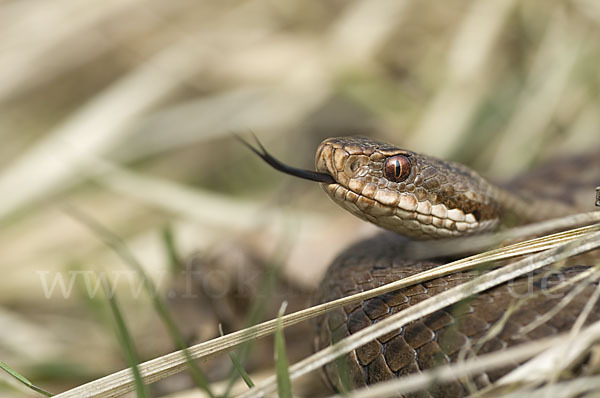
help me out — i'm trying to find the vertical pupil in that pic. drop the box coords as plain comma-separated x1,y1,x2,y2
394,160,401,178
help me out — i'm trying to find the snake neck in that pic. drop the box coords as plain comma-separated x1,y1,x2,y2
490,185,574,226
496,149,600,225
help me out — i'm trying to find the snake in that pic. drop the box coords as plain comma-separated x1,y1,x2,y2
239,135,600,396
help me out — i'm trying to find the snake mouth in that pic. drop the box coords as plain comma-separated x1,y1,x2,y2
323,183,497,239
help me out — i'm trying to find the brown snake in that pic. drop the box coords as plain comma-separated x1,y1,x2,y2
241,135,600,396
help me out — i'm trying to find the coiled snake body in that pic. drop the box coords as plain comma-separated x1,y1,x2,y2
241,136,600,396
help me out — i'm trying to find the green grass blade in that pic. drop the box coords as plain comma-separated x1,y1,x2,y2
161,224,183,274
152,297,216,395
333,356,351,394
0,360,54,397
219,325,255,389
70,262,112,329
221,240,290,397
274,302,292,398
106,291,148,398
64,205,216,398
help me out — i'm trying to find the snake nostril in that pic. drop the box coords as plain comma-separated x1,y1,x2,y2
344,155,367,177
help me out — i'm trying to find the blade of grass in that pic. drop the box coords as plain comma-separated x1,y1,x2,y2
152,298,216,396
274,302,292,398
218,325,254,389
161,224,184,274
106,290,148,398
0,360,53,397
333,355,352,394
220,233,293,398
70,262,113,329
63,205,216,398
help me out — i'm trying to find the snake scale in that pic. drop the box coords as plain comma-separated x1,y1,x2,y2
241,135,600,397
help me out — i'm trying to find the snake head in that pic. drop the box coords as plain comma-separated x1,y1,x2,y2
238,134,502,239
315,136,502,239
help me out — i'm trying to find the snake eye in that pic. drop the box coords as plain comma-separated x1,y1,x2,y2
383,155,411,182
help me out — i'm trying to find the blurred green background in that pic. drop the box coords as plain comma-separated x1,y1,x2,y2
0,0,599,396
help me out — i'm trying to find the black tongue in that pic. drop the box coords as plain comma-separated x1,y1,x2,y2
236,134,336,184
